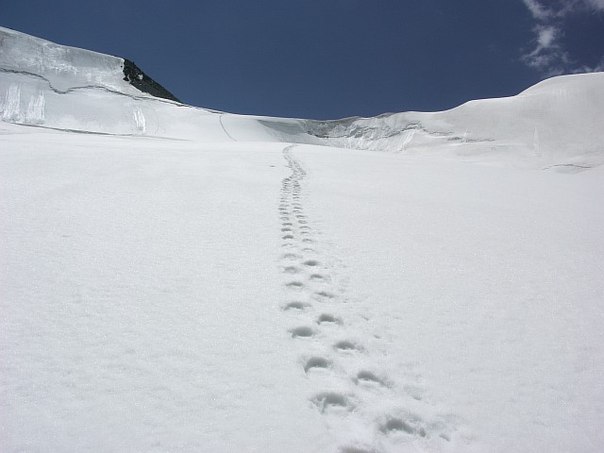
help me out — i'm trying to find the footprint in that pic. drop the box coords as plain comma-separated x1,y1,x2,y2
380,416,426,437
334,340,363,352
314,291,335,301
310,273,328,282
282,234,295,240
380,418,416,435
282,253,301,260
403,385,424,401
283,266,300,274
286,281,304,289
355,370,386,386
303,356,331,372
282,227,293,232
282,301,311,311
290,326,316,338
339,446,376,453
303,259,320,267
317,313,342,325
311,392,353,413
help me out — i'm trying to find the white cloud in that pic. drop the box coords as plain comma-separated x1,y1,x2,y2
520,0,604,74
522,25,569,75
586,0,604,11
522,0,551,20
523,0,604,19
573,57,604,73
536,25,556,48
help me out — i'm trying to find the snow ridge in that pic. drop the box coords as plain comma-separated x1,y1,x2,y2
278,145,458,451
2,26,604,169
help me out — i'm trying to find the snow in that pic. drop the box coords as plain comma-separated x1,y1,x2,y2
0,129,328,452
296,146,604,452
1,27,604,453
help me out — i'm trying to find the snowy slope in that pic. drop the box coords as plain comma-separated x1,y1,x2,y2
1,27,604,453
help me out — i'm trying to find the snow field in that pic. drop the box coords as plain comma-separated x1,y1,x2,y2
1,118,604,452
0,130,329,452
295,144,604,452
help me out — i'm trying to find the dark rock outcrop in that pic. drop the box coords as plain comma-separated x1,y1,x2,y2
122,58,181,102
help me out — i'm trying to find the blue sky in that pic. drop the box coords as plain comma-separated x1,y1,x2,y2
2,0,603,119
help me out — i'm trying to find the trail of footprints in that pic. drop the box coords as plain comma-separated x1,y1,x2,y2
277,145,456,452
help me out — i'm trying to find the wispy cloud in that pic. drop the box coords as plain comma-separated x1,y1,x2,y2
587,0,604,10
520,0,604,75
522,0,552,20
576,56,604,73
521,24,568,75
